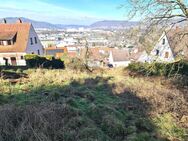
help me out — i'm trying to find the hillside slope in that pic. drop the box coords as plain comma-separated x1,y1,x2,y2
0,68,187,141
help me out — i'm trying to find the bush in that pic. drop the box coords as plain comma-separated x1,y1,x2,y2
65,57,87,71
24,54,64,69
24,54,46,68
153,113,186,140
128,60,188,77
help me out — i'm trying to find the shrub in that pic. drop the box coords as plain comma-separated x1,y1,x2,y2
127,60,188,77
24,54,64,69
43,59,65,69
45,55,55,61
65,57,87,72
24,54,46,68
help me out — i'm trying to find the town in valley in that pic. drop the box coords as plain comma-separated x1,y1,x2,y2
0,17,187,68
0,1,188,141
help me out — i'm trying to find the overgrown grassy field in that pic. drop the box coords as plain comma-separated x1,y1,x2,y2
0,68,187,141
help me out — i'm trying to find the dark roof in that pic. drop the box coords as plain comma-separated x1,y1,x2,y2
0,32,17,41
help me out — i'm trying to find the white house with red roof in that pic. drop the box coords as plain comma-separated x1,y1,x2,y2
0,18,44,66
109,49,131,67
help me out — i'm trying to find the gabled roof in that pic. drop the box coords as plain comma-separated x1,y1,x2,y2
0,23,31,53
111,49,130,62
80,47,112,61
165,28,188,59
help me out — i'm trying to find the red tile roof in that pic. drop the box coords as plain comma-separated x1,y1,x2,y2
80,47,112,61
0,23,31,53
0,31,17,41
44,46,68,52
111,49,130,61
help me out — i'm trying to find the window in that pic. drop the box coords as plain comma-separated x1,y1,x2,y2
162,39,165,45
10,57,17,66
13,34,17,44
165,52,169,58
20,56,24,60
7,40,12,45
34,37,37,44
0,41,3,45
30,38,33,45
37,50,40,55
156,49,160,56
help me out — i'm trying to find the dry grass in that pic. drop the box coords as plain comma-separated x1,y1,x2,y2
0,68,187,141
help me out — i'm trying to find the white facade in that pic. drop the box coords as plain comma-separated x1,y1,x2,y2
138,51,150,63
150,32,175,63
109,52,131,67
26,25,44,55
0,53,26,66
0,24,44,66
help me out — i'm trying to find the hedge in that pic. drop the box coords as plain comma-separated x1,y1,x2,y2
24,54,64,69
127,60,188,77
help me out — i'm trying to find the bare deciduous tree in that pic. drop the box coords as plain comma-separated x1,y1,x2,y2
125,0,188,28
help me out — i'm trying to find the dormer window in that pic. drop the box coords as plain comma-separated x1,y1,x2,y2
0,32,17,46
162,38,165,45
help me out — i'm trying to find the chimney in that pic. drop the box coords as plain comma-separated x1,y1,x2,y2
2,19,7,24
16,18,22,23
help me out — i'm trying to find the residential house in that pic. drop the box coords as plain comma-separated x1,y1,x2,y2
109,49,131,67
149,28,188,62
0,19,44,66
80,47,111,67
44,45,79,59
65,45,80,58
44,46,68,58
137,51,150,63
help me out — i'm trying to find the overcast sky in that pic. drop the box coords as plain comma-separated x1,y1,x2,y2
0,0,134,25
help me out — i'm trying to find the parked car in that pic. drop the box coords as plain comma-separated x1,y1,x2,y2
107,64,113,68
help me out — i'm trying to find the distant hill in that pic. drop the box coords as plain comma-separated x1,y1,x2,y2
0,17,86,29
0,17,139,29
90,20,139,29
0,17,58,29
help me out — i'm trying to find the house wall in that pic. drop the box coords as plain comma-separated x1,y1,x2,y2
111,61,131,67
109,51,114,64
26,25,44,55
0,24,44,66
109,52,131,67
138,51,149,63
150,32,175,63
41,40,56,48
0,53,26,66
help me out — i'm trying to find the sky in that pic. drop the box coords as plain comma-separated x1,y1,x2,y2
0,0,132,25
